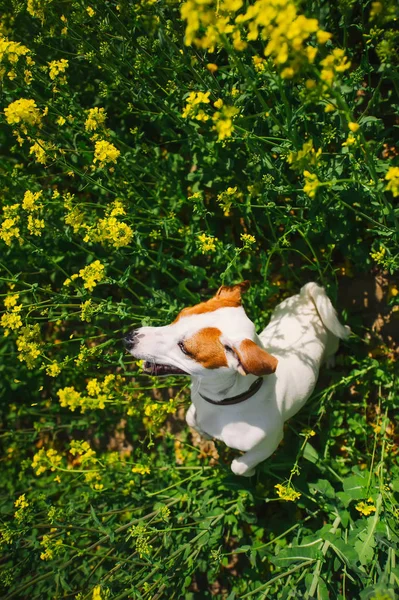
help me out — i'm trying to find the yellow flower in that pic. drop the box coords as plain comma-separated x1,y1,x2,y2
58,387,83,411
197,233,217,253
46,362,61,377
93,140,120,166
56,115,66,126
182,91,211,119
1,311,23,334
342,133,356,147
355,499,377,516
22,190,42,211
241,233,256,247
212,105,238,140
275,483,301,502
253,55,266,72
4,98,42,129
27,215,45,236
29,139,50,164
78,260,106,292
207,62,218,73
316,30,332,44
87,6,95,17
303,170,320,198
385,166,399,197
132,464,151,475
85,107,107,132
27,0,51,20
348,121,360,132
370,246,386,264
281,67,295,79
48,58,68,80
0,35,30,64
16,324,41,368
90,215,134,248
4,293,19,309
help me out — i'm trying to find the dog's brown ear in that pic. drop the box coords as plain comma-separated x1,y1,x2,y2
216,281,250,304
234,339,278,376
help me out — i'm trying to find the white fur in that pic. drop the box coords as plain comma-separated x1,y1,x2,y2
129,283,349,476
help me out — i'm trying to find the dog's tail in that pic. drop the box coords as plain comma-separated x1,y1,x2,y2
300,282,350,339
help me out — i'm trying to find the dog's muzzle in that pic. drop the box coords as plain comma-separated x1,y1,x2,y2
124,329,141,352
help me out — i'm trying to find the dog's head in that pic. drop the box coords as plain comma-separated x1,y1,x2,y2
125,281,278,378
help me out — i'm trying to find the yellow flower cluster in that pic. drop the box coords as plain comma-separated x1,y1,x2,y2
85,107,107,132
40,534,63,561
70,440,96,465
64,259,105,292
212,102,238,140
22,190,42,211
252,55,266,72
46,362,61,377
197,232,218,253
182,91,210,121
58,374,117,412
131,464,151,475
143,398,178,429
275,483,301,501
370,246,386,265
93,140,120,167
80,201,134,248
14,494,29,523
385,166,399,197
16,324,41,368
303,170,320,198
217,186,242,214
355,498,377,516
287,140,321,170
181,0,333,78
48,58,68,81
92,215,134,248
240,233,256,247
27,214,45,236
0,203,21,245
27,0,51,20
32,447,62,476
1,310,23,335
0,35,30,81
4,98,43,133
30,139,53,164
79,260,105,291
320,48,351,85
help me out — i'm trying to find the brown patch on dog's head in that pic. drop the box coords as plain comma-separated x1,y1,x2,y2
174,281,250,323
234,339,278,376
183,327,228,369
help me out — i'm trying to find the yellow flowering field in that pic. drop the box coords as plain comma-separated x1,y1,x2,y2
1,1,398,598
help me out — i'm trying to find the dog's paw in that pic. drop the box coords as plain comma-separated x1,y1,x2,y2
231,459,256,477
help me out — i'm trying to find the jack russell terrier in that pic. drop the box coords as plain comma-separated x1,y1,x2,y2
126,281,349,476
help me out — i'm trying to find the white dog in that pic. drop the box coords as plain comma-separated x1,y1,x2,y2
126,281,349,476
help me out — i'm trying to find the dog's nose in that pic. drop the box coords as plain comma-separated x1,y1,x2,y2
124,329,140,351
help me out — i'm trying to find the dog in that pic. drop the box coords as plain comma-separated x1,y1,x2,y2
125,281,349,476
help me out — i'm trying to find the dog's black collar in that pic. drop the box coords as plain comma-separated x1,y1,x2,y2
199,377,264,406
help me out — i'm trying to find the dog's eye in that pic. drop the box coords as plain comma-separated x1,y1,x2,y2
178,341,192,356
224,345,233,353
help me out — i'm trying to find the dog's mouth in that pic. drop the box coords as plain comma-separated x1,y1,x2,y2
143,361,189,377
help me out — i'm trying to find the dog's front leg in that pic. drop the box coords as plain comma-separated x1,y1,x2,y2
185,403,212,440
231,430,283,477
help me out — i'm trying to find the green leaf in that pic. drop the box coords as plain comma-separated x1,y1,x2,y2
354,517,378,566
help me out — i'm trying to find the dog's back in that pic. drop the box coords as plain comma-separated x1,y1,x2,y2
259,283,349,420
